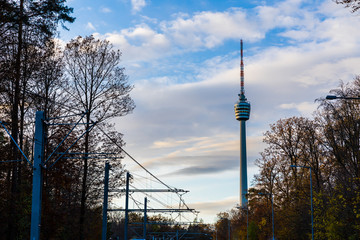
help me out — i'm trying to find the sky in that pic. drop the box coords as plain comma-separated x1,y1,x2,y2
59,0,360,223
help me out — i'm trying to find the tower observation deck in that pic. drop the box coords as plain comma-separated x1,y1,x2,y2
234,40,250,207
235,98,250,121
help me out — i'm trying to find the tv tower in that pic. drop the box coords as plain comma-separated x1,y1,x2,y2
234,40,251,207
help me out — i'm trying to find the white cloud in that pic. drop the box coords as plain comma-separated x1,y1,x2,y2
318,0,356,17
162,9,263,49
279,102,318,116
86,22,96,31
53,38,66,50
256,6,297,30
190,196,238,216
280,30,310,40
95,8,264,61
101,7,112,13
152,137,209,149
96,0,360,64
96,24,171,62
131,0,146,13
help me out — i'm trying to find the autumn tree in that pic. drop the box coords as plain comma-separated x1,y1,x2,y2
245,77,360,239
214,212,231,240
313,78,360,239
251,116,330,239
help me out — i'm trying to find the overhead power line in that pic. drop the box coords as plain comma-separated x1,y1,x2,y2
97,124,174,190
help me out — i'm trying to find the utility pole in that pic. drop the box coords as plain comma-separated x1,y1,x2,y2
143,197,147,239
291,165,314,240
108,176,195,240
124,172,130,240
102,162,110,240
30,111,45,240
228,219,231,240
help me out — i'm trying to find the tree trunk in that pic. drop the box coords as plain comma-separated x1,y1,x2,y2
8,0,23,239
79,113,90,240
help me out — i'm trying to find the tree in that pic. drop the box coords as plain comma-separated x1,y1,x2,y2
214,212,232,240
317,79,360,186
249,77,360,239
63,35,135,240
251,117,329,239
0,1,74,238
335,0,360,12
314,78,360,239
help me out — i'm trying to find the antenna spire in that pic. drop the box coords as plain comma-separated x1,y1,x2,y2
240,39,245,96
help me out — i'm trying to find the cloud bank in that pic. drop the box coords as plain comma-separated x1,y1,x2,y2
101,0,360,223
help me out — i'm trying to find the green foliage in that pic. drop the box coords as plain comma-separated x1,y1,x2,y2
248,221,259,240
314,182,360,240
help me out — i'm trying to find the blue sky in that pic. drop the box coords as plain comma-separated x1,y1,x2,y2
59,0,360,223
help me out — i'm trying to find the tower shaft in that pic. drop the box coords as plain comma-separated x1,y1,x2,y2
240,120,248,206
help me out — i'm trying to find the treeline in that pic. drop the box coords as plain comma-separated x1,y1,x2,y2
214,78,360,240
0,1,135,239
108,212,212,240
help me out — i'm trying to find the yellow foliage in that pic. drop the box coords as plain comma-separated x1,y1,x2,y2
259,217,267,229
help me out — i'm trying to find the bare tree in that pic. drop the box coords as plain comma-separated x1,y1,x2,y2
63,35,135,240
335,0,360,12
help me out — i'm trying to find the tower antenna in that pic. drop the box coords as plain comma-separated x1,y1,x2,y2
240,39,245,96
